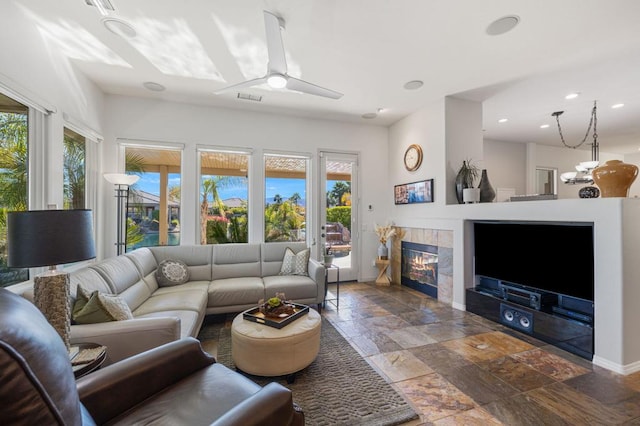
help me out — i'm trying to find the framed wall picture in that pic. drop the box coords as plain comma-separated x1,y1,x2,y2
394,179,433,204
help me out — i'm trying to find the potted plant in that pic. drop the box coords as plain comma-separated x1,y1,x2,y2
323,246,335,266
455,159,480,204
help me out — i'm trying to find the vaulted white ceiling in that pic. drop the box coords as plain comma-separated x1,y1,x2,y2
10,0,640,153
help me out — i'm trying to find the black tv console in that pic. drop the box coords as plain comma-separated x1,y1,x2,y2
466,286,594,360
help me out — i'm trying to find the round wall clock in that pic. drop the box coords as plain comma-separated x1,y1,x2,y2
404,144,423,171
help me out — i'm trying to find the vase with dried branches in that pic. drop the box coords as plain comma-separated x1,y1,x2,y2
375,223,395,260
455,159,480,204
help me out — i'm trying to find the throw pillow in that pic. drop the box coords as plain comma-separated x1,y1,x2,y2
279,247,310,276
72,285,92,320
156,259,190,287
72,286,134,324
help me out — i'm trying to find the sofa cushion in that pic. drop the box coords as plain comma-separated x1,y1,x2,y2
133,289,207,317
156,259,190,287
72,287,134,324
124,248,158,276
263,275,319,301
279,247,310,276
134,310,203,339
208,277,265,308
69,268,115,305
153,281,210,297
261,242,308,277
90,256,143,294
212,244,261,279
150,246,213,281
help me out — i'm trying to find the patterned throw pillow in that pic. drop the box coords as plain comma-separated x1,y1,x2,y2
156,259,190,287
279,247,310,276
72,286,134,324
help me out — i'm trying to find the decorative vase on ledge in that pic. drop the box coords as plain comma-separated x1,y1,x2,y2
478,169,496,203
377,243,388,260
592,160,639,198
463,188,480,203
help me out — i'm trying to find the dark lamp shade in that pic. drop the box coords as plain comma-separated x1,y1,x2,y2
7,209,96,268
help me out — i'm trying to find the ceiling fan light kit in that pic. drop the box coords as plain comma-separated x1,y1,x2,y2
267,74,288,89
216,10,343,100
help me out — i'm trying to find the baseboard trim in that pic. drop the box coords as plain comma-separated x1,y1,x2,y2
592,356,640,375
452,301,465,311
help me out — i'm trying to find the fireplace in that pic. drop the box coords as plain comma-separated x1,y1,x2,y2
401,241,438,298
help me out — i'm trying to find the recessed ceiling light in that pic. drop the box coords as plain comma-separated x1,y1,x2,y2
540,124,550,129
565,92,580,100
361,112,377,119
486,15,520,36
498,118,508,123
143,82,165,92
403,80,423,90
102,17,137,38
612,103,625,109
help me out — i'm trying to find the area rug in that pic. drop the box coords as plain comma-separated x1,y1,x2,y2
198,317,419,426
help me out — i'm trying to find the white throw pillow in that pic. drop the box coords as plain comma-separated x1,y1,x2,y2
279,247,310,276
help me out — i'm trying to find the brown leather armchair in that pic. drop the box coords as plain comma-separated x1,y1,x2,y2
0,288,304,425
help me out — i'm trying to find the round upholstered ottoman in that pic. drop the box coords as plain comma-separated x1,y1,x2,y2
231,308,321,379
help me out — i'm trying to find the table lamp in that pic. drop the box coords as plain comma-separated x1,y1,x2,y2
7,209,96,349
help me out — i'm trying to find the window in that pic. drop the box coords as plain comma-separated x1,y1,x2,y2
0,93,29,286
63,128,86,209
124,145,182,251
264,154,307,242
199,149,249,244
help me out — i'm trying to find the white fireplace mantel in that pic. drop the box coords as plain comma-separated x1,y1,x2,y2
391,197,640,375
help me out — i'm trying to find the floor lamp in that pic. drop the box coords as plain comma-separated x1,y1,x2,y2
104,173,140,255
7,210,96,350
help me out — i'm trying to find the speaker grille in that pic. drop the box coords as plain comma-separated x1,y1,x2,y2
500,303,534,334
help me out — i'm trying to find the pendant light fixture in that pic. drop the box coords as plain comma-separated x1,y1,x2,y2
557,101,600,184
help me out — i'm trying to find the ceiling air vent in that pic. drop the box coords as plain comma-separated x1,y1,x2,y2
237,93,262,102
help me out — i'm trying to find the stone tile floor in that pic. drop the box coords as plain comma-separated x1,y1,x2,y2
325,282,640,425
203,281,640,425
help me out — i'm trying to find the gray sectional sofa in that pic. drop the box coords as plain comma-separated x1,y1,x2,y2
8,242,325,366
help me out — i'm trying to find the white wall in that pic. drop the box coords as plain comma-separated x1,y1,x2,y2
389,98,446,208
483,139,526,197
0,2,105,133
102,95,389,281
624,151,640,199
389,100,640,374
0,1,107,257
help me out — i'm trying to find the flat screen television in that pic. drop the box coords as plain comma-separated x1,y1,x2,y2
473,220,594,302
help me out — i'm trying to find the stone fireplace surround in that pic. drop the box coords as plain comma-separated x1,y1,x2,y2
390,227,453,304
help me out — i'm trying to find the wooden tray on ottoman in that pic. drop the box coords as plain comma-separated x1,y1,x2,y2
243,303,309,329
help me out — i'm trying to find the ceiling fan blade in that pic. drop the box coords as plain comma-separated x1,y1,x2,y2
286,76,343,99
214,77,267,95
263,11,287,74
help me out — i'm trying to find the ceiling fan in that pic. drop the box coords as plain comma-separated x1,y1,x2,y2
215,10,343,100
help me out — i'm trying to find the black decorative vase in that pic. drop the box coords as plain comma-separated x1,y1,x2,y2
455,173,466,204
478,169,496,203
579,186,600,199
455,160,472,204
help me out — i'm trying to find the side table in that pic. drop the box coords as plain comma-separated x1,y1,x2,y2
324,263,340,309
71,343,107,379
375,259,390,286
